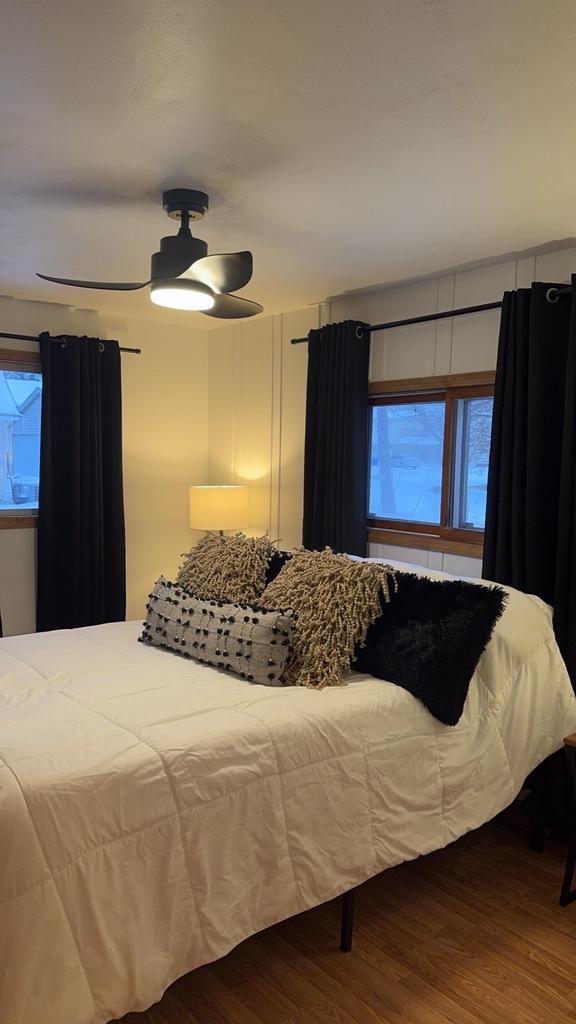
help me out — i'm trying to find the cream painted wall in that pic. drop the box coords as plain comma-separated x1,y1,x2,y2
206,243,576,578
0,295,208,635
119,318,208,620
3,242,576,635
206,306,326,548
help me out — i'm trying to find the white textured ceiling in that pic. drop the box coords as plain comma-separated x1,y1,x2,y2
2,0,576,326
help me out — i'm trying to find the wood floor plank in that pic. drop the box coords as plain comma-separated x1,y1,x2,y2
370,867,576,998
117,814,576,1024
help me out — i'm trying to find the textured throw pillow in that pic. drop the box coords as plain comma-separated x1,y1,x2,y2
353,572,507,725
260,548,397,689
176,532,276,605
140,577,295,686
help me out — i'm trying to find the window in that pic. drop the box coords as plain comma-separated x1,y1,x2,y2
368,372,495,556
450,395,493,529
0,351,42,527
370,399,446,524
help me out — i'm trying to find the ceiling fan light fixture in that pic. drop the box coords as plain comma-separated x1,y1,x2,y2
37,190,262,318
150,278,215,311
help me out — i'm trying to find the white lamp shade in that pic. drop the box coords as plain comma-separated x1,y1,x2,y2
189,485,248,531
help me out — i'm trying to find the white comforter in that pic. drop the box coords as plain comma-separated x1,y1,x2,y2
1,567,575,1024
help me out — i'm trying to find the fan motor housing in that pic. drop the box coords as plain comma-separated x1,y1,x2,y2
162,189,209,221
151,234,208,281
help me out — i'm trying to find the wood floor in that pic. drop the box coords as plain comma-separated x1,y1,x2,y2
119,812,576,1024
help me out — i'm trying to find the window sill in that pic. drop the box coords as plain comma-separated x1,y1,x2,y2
0,515,37,530
368,524,484,559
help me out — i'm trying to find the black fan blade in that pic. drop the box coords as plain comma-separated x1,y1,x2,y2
202,292,263,319
182,252,253,294
37,273,148,291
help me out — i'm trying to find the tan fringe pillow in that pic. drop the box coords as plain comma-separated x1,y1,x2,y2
260,548,397,689
176,532,276,605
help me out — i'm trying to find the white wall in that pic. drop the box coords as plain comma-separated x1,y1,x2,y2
207,243,576,578
0,295,208,634
332,244,576,576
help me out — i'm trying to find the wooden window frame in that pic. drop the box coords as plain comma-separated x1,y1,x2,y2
368,370,495,557
0,348,42,530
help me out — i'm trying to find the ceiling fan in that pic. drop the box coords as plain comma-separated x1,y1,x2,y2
37,189,263,318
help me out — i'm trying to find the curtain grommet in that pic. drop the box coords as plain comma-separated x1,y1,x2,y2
546,288,560,304
355,325,365,340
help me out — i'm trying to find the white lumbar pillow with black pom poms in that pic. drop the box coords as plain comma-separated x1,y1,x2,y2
140,576,296,686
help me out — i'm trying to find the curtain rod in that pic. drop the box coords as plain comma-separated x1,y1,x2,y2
290,285,572,344
0,331,141,354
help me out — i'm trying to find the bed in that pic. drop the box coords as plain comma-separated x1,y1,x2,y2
1,562,575,1024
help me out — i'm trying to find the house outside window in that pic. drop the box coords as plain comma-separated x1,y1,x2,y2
368,371,495,557
0,352,42,524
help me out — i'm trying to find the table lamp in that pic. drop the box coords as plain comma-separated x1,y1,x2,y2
189,485,248,535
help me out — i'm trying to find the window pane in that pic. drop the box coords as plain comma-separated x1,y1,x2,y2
369,401,445,523
452,396,493,529
0,369,42,513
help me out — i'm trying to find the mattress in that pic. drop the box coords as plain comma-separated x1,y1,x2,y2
0,567,574,1024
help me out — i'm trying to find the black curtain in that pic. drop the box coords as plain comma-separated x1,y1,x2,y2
482,281,576,840
302,320,370,555
482,280,576,683
36,334,126,631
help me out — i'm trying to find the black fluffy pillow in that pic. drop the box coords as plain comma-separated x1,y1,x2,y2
265,549,293,586
353,572,507,726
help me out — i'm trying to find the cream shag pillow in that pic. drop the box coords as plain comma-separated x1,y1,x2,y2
176,532,276,605
260,548,397,689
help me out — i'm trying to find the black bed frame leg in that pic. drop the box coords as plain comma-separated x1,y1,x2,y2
560,744,576,907
340,889,355,952
529,821,545,853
